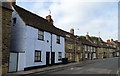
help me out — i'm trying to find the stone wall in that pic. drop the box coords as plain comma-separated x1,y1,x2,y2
2,6,12,74
0,2,2,75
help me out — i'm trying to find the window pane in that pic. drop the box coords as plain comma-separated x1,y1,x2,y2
35,52,37,57
56,35,60,43
38,57,40,61
35,57,37,61
38,30,44,40
35,51,41,62
58,52,62,60
38,52,40,56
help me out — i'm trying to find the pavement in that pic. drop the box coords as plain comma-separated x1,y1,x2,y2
6,59,95,76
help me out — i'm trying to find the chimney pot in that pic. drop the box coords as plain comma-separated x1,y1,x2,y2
70,28,74,35
86,32,89,40
111,39,113,42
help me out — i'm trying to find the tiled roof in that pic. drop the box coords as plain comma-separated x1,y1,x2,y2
78,37,95,46
13,5,66,37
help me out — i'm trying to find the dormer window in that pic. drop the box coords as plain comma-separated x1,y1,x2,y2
56,35,60,44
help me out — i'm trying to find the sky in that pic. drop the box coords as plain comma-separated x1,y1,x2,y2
16,0,119,41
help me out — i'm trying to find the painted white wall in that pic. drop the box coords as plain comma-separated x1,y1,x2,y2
10,10,26,53
10,10,26,71
11,8,65,70
52,34,65,63
17,53,25,71
25,26,65,68
25,26,52,68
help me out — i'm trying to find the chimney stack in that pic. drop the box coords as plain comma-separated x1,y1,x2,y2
86,32,89,40
70,28,74,35
98,37,103,42
46,15,54,24
111,39,113,42
107,39,110,44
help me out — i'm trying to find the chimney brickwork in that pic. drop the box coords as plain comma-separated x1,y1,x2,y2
86,32,89,40
46,15,54,24
70,28,74,35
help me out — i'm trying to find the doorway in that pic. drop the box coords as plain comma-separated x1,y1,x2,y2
8,53,18,72
46,52,50,66
51,52,55,65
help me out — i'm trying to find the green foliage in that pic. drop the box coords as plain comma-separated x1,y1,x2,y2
78,35,98,40
79,36,86,39
90,36,99,40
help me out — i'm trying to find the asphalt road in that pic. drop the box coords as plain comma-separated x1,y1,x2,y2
44,57,119,74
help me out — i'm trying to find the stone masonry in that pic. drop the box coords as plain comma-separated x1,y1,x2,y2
1,2,12,74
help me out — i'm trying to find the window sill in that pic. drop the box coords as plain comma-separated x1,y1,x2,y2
58,59,62,61
34,61,42,62
56,42,60,44
38,39,44,41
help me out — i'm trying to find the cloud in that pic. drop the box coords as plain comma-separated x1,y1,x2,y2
17,0,118,41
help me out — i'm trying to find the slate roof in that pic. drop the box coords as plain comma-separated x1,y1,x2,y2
13,5,66,37
78,37,95,47
93,38,108,48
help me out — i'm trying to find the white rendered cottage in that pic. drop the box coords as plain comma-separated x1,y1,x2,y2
9,5,65,72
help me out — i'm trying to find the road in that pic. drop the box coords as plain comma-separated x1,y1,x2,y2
43,57,119,74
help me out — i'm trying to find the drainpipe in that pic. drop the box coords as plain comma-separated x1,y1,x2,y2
50,33,52,65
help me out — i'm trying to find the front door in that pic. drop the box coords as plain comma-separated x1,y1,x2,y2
51,52,55,65
8,53,18,72
46,52,50,66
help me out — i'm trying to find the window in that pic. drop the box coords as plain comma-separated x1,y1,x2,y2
34,50,41,62
78,46,81,50
91,47,92,51
58,52,62,61
56,35,60,44
85,53,88,58
85,45,87,51
94,47,96,52
67,44,73,49
38,30,44,40
13,18,16,25
88,46,90,51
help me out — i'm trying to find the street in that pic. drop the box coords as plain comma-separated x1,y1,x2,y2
41,57,119,74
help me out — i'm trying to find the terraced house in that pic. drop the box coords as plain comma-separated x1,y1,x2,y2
65,29,76,62
1,1,119,74
106,39,118,58
65,29,83,62
78,33,97,60
9,3,65,72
